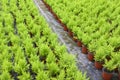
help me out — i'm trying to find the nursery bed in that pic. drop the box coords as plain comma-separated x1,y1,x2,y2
1,0,89,79
34,0,104,80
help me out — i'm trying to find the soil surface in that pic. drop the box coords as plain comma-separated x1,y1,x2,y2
34,0,118,80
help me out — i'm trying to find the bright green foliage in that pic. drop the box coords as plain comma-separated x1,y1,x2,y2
45,0,120,71
0,0,88,79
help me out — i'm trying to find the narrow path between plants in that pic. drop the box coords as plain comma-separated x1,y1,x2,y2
34,0,103,80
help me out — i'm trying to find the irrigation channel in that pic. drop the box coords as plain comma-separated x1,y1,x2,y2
34,0,118,80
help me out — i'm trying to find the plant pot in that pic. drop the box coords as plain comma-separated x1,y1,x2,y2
82,45,88,54
57,19,62,24
46,4,50,9
94,61,103,70
49,8,53,13
54,15,59,20
52,12,58,20
73,36,78,42
87,51,94,61
68,30,73,37
102,68,113,80
119,72,120,80
63,25,68,31
73,37,78,42
61,22,66,27
77,40,82,47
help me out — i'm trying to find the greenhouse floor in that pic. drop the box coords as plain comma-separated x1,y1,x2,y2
34,0,118,80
